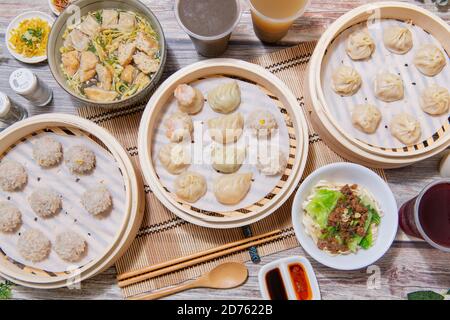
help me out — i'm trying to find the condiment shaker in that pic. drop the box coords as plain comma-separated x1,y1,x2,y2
9,68,53,107
0,92,28,131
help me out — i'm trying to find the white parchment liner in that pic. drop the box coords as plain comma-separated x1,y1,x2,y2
0,132,126,272
321,19,450,149
152,77,290,213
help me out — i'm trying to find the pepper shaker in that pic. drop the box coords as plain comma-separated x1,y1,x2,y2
0,92,28,131
9,68,53,107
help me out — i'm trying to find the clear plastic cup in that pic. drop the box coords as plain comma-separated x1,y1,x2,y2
248,0,311,43
174,0,242,57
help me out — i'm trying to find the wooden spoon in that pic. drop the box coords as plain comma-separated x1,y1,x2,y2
128,262,248,300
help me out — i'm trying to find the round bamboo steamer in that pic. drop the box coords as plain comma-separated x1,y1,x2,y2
138,59,309,228
306,2,450,168
0,114,144,288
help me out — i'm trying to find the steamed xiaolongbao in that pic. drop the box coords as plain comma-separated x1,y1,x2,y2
414,44,446,76
247,109,279,138
331,65,362,96
351,104,382,134
174,171,207,203
346,30,375,60
158,143,191,174
420,84,449,116
164,112,193,142
374,72,404,102
383,26,413,54
213,172,252,205
211,144,246,174
207,81,241,114
390,113,422,145
174,84,204,114
207,112,244,144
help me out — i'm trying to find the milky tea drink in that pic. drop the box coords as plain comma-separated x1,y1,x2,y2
249,0,310,43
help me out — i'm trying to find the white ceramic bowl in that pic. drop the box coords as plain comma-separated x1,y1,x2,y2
291,163,398,270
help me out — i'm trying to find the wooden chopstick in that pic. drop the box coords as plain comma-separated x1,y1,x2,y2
118,229,283,288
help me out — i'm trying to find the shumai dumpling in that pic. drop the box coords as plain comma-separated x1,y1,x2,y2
174,84,204,114
383,26,413,54
207,81,241,114
414,44,446,76
207,112,244,144
420,84,449,116
331,65,362,96
390,113,422,145
346,30,375,60
174,171,207,203
213,172,252,205
211,144,246,174
351,104,382,134
164,112,193,142
158,143,191,174
256,149,287,176
374,72,404,102
247,109,279,138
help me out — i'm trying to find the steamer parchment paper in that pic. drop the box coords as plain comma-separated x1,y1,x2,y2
0,132,127,272
152,77,290,213
321,19,450,149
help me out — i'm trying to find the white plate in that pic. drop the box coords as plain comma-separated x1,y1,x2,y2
291,163,398,270
5,11,55,64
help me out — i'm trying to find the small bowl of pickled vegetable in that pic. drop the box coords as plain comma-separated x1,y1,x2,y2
47,0,167,108
6,11,54,63
291,163,398,270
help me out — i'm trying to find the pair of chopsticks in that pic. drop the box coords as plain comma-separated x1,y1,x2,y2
117,229,283,288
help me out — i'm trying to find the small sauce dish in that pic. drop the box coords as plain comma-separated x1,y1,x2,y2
258,256,321,300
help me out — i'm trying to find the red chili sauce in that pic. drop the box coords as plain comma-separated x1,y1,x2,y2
288,263,312,300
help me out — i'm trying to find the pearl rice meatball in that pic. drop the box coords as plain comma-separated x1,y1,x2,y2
0,201,22,232
32,136,63,167
54,230,87,262
18,229,51,262
0,160,27,191
81,185,112,216
65,145,96,174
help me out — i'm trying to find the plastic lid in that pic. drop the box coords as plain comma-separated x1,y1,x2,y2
0,92,11,117
9,68,36,95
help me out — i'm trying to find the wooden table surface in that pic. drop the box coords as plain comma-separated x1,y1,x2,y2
0,0,449,300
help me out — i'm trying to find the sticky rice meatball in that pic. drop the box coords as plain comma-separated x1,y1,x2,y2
65,145,96,174
18,229,51,262
32,136,63,167
0,160,27,191
81,185,112,216
54,230,87,262
28,189,62,218
0,201,22,232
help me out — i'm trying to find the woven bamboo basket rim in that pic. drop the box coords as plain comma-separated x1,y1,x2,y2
138,58,309,228
0,114,143,286
309,1,450,159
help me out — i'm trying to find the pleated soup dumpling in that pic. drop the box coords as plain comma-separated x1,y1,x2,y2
247,109,279,138
420,84,450,116
158,143,191,174
331,65,362,96
390,113,422,145
374,71,404,102
207,112,244,144
414,44,446,76
174,84,204,114
207,81,241,114
164,111,193,142
351,104,382,134
213,172,253,205
211,144,246,174
383,26,413,54
32,136,63,167
0,160,27,192
345,29,375,60
174,171,207,203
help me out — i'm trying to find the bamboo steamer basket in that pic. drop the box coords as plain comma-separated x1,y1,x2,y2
306,2,450,168
138,59,309,229
0,114,144,288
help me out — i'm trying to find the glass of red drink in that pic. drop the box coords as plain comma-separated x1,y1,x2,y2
399,179,450,252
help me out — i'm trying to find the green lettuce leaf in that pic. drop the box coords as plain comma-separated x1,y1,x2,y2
305,189,342,229
407,291,444,300
360,226,373,249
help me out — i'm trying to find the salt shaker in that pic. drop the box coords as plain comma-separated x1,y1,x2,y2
9,68,53,107
0,92,28,131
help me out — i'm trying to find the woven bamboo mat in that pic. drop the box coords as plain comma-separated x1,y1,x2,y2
78,41,386,299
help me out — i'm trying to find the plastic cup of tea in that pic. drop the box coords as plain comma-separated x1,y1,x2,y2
174,0,242,57
398,179,450,252
248,0,311,43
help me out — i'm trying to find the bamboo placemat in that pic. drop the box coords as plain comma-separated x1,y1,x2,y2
78,41,386,298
